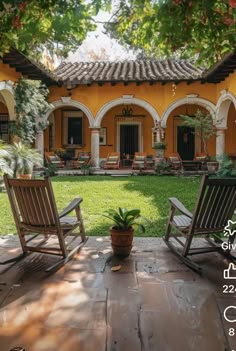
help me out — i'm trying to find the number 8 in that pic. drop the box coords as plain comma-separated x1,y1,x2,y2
229,328,235,336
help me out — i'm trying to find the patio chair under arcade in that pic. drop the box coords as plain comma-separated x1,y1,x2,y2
132,152,147,169
103,152,120,170
164,175,236,273
2,175,87,272
168,152,182,171
44,151,64,168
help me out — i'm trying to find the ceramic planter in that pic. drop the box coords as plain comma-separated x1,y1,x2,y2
154,149,165,158
207,162,219,174
109,226,134,257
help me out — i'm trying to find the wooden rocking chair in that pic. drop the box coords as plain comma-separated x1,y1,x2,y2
103,152,120,170
132,152,147,170
2,175,87,272
164,175,236,273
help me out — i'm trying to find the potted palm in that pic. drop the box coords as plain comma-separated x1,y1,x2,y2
7,142,43,178
104,207,145,257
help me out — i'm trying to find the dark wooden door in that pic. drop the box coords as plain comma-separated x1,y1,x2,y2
120,125,139,158
177,126,195,160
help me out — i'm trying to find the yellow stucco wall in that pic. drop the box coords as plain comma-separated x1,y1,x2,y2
0,102,8,113
225,103,236,154
0,60,21,82
49,81,217,118
1,55,236,159
47,80,219,157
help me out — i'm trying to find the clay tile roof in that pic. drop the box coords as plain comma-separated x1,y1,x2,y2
203,52,236,83
1,48,59,86
54,59,204,86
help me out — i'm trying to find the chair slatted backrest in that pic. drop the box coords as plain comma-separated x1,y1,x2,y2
192,176,236,231
4,176,59,228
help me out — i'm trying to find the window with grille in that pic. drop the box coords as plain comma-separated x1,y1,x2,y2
0,114,10,143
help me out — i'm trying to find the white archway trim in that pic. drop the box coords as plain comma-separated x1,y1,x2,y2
0,80,15,120
95,97,160,127
215,90,236,128
44,99,95,127
0,80,14,94
161,96,216,128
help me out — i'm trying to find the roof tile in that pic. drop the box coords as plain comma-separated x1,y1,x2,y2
54,59,205,85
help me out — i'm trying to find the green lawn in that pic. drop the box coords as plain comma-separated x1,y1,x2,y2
0,176,200,236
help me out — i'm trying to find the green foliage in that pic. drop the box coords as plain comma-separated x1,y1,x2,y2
156,161,171,175
0,0,111,58
81,163,91,175
105,0,236,66
153,141,167,150
0,140,13,176
217,153,236,178
14,78,51,143
44,163,57,177
180,109,215,156
7,141,43,177
104,207,145,232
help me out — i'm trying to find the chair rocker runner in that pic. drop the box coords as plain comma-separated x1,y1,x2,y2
2,175,87,272
163,175,236,273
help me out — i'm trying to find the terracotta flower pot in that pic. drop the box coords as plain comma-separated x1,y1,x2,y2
109,226,134,257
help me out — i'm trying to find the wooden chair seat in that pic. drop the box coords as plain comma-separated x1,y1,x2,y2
172,215,192,228
45,152,64,168
132,152,147,169
2,176,87,272
103,152,120,169
168,153,182,171
164,175,236,273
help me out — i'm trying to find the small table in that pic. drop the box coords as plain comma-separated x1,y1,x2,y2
121,159,132,168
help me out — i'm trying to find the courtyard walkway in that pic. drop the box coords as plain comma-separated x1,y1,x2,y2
0,236,235,351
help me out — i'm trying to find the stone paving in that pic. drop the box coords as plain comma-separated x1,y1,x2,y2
0,235,235,351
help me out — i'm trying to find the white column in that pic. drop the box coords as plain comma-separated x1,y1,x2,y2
91,128,100,168
216,128,226,158
35,130,44,154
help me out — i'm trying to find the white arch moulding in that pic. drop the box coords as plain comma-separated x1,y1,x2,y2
161,95,216,128
0,80,15,120
94,96,160,127
44,98,95,127
215,90,236,129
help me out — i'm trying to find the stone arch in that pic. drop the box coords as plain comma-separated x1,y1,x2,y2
44,98,95,127
161,96,216,128
0,81,15,120
94,97,160,127
215,90,236,128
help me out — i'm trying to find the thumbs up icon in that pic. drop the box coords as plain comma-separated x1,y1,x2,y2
224,263,236,280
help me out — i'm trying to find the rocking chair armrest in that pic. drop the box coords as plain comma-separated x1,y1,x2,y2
168,197,193,218
59,197,83,218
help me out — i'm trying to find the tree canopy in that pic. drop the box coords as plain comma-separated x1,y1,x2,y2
0,0,110,59
105,0,236,66
1,1,236,66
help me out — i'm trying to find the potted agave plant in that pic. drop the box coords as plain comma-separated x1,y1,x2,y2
104,207,145,257
7,142,43,178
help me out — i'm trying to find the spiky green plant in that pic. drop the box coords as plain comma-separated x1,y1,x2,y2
104,207,145,232
0,140,12,176
7,142,43,177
